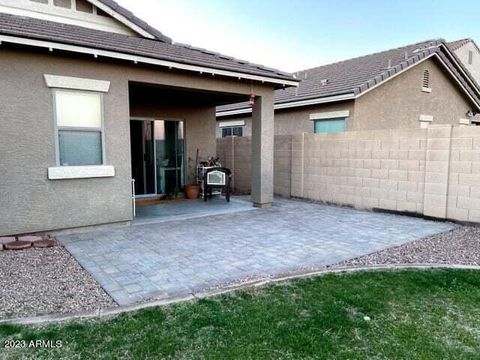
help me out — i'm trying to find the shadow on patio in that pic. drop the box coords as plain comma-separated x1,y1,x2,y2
133,196,254,226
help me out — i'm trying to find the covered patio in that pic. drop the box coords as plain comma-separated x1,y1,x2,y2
128,81,277,218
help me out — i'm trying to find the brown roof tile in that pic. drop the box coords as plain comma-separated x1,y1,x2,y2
219,39,480,113
0,13,295,82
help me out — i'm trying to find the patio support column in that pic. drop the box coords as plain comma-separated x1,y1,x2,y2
251,93,274,208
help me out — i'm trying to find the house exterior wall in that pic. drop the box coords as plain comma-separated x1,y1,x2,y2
453,42,480,85
0,48,274,236
353,57,474,130
216,58,475,136
217,100,355,138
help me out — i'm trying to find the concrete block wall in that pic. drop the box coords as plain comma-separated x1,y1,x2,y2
216,136,251,194
300,128,428,213
274,135,293,197
217,125,480,223
446,126,480,223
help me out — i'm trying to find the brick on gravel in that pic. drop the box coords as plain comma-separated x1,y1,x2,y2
0,237,15,250
4,241,32,251
18,235,43,242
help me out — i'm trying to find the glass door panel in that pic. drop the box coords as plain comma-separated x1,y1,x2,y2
130,120,155,196
143,121,156,195
155,120,185,196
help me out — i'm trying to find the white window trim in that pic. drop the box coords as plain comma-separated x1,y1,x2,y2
48,165,115,180
309,110,350,121
218,120,245,128
44,74,110,92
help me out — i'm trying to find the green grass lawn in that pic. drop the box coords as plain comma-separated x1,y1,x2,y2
1,269,480,359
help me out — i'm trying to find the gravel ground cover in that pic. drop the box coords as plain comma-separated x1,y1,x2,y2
0,246,116,320
1,224,478,321
332,225,480,268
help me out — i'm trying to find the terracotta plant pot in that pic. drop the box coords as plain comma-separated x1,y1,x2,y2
184,184,200,199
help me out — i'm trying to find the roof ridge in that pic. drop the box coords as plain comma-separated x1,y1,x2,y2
295,38,442,74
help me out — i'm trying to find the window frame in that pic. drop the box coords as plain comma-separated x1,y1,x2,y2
53,88,106,167
313,117,346,134
221,126,244,138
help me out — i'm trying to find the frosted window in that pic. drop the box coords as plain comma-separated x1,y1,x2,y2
59,131,102,166
314,118,346,134
56,90,102,128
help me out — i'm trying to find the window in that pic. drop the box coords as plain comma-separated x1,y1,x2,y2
96,7,109,16
314,118,346,134
55,90,104,166
53,0,72,8
76,0,94,13
222,126,243,137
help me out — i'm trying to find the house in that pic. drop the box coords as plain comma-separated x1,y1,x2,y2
448,38,480,86
0,0,298,236
216,39,480,137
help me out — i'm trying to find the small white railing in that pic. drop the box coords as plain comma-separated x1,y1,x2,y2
131,179,136,217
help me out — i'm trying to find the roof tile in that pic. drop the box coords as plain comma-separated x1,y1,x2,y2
0,13,295,82
218,38,480,113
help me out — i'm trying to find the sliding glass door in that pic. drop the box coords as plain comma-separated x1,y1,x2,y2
130,119,184,197
154,120,184,196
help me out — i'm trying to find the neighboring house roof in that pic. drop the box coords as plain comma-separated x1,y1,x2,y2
218,39,480,116
447,38,473,51
92,0,172,42
447,38,480,54
0,13,297,86
446,38,480,97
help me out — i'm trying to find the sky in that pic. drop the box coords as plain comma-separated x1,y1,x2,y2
116,0,480,73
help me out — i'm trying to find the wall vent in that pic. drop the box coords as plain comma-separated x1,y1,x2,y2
422,69,430,88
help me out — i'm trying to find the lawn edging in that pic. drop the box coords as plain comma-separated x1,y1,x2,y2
2,263,480,326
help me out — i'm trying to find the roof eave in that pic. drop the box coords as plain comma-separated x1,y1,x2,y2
216,92,355,117
0,34,298,87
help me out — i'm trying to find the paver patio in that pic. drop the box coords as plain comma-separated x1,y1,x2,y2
59,198,454,305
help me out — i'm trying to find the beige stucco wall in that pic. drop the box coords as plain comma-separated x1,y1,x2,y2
0,48,274,236
353,57,474,130
453,42,480,85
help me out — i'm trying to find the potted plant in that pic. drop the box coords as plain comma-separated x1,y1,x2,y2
185,149,200,199
184,183,200,199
